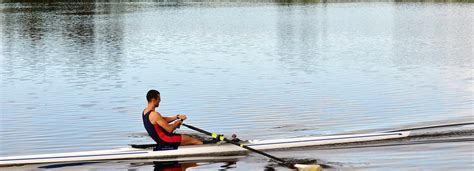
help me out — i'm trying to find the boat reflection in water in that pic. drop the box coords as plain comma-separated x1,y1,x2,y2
36,161,203,170
126,156,242,171
35,156,241,170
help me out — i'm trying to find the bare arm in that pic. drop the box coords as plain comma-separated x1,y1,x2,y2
150,111,182,133
163,115,179,123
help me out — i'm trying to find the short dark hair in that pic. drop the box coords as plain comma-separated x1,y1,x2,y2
146,89,160,102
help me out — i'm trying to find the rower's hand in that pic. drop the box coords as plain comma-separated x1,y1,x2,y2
177,114,188,120
176,119,182,128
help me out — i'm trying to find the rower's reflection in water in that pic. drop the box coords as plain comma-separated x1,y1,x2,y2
153,161,197,171
152,161,237,171
264,166,276,171
219,161,237,170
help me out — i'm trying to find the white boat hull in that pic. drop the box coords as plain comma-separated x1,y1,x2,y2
0,131,409,167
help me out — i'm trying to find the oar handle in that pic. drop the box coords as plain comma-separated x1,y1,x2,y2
182,123,289,165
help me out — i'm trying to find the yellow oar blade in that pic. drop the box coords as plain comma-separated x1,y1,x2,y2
293,164,322,171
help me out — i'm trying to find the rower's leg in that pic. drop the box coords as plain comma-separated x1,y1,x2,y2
181,135,203,145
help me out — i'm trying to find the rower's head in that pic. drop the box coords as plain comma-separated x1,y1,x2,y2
146,89,161,108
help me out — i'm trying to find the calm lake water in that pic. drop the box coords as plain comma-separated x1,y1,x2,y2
0,1,473,170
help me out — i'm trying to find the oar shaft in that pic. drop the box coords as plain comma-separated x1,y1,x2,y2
182,123,288,165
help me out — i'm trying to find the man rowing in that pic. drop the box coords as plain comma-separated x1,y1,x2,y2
143,89,202,150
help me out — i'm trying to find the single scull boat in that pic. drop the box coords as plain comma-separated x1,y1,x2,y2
0,131,409,167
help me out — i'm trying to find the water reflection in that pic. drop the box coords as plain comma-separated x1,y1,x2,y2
276,4,329,74
2,2,126,88
2,0,471,3
391,4,473,68
38,161,102,169
0,2,128,155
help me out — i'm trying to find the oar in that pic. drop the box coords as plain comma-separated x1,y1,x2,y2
182,123,321,171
